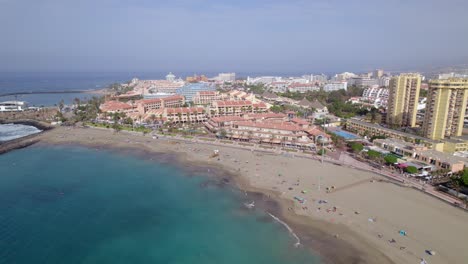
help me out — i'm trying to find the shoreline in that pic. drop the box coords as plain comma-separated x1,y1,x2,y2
33,127,393,264
8,126,468,263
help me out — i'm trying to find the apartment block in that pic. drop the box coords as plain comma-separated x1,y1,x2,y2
386,73,421,127
422,78,468,140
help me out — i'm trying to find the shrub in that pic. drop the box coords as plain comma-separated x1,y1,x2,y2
367,150,381,159
384,155,398,164
349,142,364,153
405,166,418,174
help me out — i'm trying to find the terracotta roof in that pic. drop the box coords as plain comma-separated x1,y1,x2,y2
214,100,253,107
136,95,184,105
234,121,302,132
100,101,133,112
246,113,286,119
166,107,205,114
305,127,331,138
210,116,245,123
291,118,309,125
198,91,217,95
253,102,267,108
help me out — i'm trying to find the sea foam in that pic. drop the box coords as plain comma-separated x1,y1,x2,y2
0,123,42,142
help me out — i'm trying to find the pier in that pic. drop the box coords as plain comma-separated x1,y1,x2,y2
0,90,98,98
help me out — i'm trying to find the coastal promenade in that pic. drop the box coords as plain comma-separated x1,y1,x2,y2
152,132,464,209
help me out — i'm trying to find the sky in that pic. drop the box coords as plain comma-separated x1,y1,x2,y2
1,0,468,74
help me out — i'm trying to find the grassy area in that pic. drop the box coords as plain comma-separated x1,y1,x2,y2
283,148,298,153
182,135,194,139
259,145,274,149
199,137,216,141
220,140,234,144
239,142,254,147
86,122,152,134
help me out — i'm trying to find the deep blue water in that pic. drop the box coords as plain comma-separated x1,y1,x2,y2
0,146,320,264
0,71,327,106
0,72,150,106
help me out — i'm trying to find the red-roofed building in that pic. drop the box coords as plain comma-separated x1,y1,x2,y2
135,95,185,114
211,100,267,116
305,126,331,144
290,118,310,128
243,112,287,121
228,121,313,146
204,116,246,132
100,101,134,113
145,107,207,123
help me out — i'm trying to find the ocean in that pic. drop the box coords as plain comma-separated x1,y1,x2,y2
0,72,140,106
0,71,320,106
0,146,320,264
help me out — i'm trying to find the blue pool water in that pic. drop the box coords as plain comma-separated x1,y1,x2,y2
331,130,359,140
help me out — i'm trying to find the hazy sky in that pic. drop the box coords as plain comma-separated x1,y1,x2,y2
1,0,468,74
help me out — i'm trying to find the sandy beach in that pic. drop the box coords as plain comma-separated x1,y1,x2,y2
31,126,468,264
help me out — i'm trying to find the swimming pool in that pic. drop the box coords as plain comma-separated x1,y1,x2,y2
331,130,360,140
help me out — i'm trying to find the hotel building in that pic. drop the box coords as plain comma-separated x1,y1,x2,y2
323,82,347,92
422,78,468,140
193,91,225,105
135,95,185,114
145,107,207,124
386,73,421,127
210,100,268,116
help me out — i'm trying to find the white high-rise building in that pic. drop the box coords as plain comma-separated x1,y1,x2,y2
166,72,176,82
332,72,356,81
217,73,236,82
323,82,348,92
311,74,328,83
378,76,391,87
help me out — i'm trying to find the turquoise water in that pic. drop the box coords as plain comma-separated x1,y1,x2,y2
331,130,360,140
0,146,320,264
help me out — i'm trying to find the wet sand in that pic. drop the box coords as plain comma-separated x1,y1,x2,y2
31,126,468,264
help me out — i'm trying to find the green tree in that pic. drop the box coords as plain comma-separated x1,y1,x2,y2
419,88,428,98
367,150,381,159
317,149,326,155
219,129,227,139
270,105,284,113
405,166,418,174
384,155,398,164
461,168,468,186
350,142,364,153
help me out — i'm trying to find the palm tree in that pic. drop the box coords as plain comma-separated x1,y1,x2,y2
177,113,182,124
149,114,156,125
247,131,254,142
58,99,65,113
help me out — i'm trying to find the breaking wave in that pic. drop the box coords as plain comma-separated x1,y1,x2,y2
0,124,42,142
